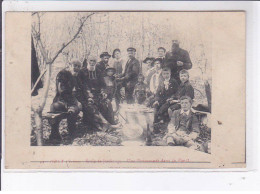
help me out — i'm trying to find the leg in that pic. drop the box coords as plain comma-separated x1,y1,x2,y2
185,140,200,150
49,102,67,143
98,99,116,125
125,84,135,104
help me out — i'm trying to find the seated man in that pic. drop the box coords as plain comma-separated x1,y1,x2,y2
168,69,194,117
165,96,200,150
78,56,115,130
133,74,148,104
49,69,80,144
152,67,179,130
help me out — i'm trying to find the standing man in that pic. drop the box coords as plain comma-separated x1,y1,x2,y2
96,52,112,76
164,40,192,83
118,47,140,104
157,47,166,67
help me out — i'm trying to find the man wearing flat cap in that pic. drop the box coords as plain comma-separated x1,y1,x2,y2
118,47,140,104
97,52,111,76
164,40,192,83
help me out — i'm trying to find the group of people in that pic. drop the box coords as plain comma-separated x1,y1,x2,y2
49,40,202,149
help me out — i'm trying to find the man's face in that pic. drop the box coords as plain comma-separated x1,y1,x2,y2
180,73,189,83
154,61,161,70
102,56,110,63
127,51,135,58
106,70,114,77
180,99,192,112
172,43,179,51
73,63,81,73
158,49,165,57
114,51,121,59
88,60,96,67
146,60,152,66
162,71,171,80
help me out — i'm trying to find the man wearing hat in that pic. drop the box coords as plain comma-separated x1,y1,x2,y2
164,40,192,83
118,47,140,104
157,47,166,67
97,52,112,76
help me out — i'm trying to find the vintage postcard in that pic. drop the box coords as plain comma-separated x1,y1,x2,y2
4,11,245,169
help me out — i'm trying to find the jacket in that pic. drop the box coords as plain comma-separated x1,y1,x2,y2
154,78,179,104
170,109,200,134
164,47,192,81
121,57,140,87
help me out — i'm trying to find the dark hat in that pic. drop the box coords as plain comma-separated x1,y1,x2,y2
153,58,163,64
158,47,166,52
100,52,111,58
112,49,121,58
105,66,116,73
127,47,136,52
143,57,153,63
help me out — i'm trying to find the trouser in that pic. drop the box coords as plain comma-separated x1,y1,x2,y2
125,83,135,104
166,132,200,150
154,101,171,123
115,82,123,111
49,101,78,141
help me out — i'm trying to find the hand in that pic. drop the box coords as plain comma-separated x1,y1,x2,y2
189,132,199,140
68,108,75,114
182,135,192,142
88,92,94,98
177,61,184,66
152,101,159,108
169,99,179,104
101,92,107,99
88,98,94,105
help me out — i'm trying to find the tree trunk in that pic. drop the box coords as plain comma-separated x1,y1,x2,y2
204,80,211,112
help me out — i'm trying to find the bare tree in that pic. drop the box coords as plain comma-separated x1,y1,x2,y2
31,12,95,145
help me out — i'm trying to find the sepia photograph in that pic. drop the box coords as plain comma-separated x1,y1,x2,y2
30,12,212,153
4,10,245,169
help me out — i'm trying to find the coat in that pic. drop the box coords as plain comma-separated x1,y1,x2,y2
164,47,192,81
121,57,140,88
52,69,79,114
77,67,106,98
176,80,194,100
96,60,109,76
154,78,179,105
170,109,200,134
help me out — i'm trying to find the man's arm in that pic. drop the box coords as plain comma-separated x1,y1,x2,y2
182,50,192,70
185,84,195,99
189,114,200,140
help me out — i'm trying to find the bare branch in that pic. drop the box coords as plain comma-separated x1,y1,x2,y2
50,13,95,64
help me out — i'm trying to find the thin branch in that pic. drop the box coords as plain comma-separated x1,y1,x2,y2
31,68,47,95
50,13,95,64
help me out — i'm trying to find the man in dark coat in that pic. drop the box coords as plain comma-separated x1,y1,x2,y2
152,67,179,128
96,52,111,76
164,40,192,83
77,56,115,130
118,47,140,104
49,69,80,143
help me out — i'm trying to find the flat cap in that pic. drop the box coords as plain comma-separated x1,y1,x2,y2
127,47,136,52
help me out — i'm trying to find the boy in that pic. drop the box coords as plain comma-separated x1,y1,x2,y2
152,67,179,129
168,69,194,116
165,96,200,150
133,74,148,104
